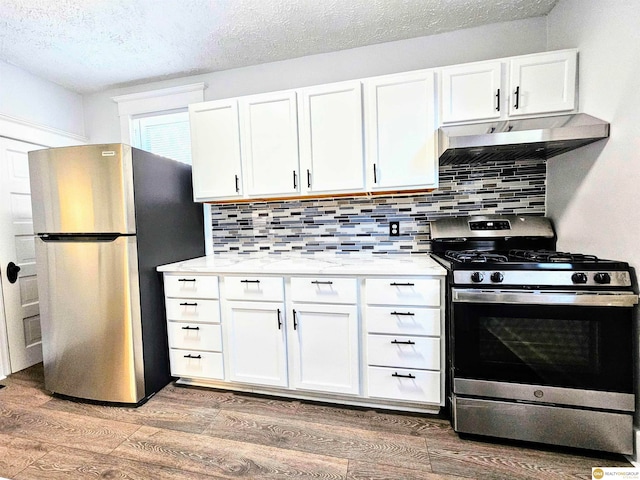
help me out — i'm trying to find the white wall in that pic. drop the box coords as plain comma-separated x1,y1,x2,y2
0,60,85,138
546,0,640,272
84,17,548,143
547,0,640,456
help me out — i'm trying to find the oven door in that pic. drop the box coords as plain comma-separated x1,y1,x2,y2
451,288,636,411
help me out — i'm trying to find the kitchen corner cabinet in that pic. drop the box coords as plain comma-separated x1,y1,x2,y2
364,70,438,191
440,49,577,124
240,91,300,198
289,277,360,395
508,49,577,117
298,81,366,195
189,100,243,201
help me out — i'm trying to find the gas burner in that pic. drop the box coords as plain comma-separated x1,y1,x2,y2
445,250,509,264
509,249,599,263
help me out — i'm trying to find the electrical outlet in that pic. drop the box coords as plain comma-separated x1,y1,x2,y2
389,221,400,237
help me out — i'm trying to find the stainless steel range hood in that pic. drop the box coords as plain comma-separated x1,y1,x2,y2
438,113,610,165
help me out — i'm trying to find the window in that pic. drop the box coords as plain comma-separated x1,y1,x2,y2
131,110,192,164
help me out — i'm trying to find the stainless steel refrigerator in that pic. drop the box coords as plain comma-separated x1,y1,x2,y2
29,144,204,405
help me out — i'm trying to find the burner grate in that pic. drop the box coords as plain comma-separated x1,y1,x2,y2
509,249,599,263
445,250,509,264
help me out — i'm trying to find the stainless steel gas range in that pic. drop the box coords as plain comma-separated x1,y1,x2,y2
430,215,638,455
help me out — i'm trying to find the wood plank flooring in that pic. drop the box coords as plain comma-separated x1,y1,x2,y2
0,364,633,479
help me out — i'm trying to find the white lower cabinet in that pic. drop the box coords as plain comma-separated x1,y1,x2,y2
169,350,224,380
225,301,288,387
163,273,224,381
364,277,443,405
289,303,359,395
367,366,441,404
162,270,445,413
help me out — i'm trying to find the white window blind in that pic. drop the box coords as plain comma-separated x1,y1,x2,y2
131,110,192,164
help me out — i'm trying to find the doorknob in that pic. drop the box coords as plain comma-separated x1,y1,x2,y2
6,262,21,284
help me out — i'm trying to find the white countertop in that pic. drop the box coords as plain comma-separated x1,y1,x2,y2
157,253,446,276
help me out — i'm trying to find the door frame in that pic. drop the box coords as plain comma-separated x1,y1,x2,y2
0,113,87,378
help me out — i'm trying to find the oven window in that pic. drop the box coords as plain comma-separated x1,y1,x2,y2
452,303,633,393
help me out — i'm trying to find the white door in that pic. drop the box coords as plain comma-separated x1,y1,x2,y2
240,91,300,197
189,99,243,201
289,303,360,395
0,137,44,373
441,61,503,123
365,70,438,191
225,301,288,387
298,81,365,195
508,50,577,116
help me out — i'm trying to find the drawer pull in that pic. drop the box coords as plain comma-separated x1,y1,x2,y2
293,309,298,330
240,279,261,284
392,372,416,379
391,339,416,345
183,354,202,359
181,326,200,331
178,278,196,282
311,280,333,285
179,302,198,307
277,309,282,330
390,311,414,316
390,282,414,287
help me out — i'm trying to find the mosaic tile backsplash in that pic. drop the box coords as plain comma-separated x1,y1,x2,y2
209,158,546,254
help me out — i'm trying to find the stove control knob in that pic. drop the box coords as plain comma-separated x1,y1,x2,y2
571,272,588,284
594,272,611,284
470,272,484,283
490,272,504,283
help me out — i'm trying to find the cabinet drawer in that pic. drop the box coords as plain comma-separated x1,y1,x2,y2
169,350,224,380
365,307,440,336
367,366,440,404
164,274,219,299
290,277,357,304
367,334,440,370
167,322,222,351
165,299,220,323
223,276,284,301
365,278,440,306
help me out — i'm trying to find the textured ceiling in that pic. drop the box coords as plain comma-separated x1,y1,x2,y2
0,0,558,94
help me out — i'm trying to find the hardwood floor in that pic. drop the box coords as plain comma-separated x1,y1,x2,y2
0,364,632,479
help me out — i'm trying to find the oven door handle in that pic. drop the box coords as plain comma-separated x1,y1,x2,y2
452,288,639,307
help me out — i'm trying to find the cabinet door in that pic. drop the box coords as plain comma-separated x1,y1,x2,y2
365,70,438,191
441,61,503,123
240,91,300,197
298,81,365,194
225,301,287,387
509,50,577,116
189,100,243,201
289,304,359,395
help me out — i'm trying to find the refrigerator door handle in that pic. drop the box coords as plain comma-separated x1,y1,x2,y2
39,233,122,242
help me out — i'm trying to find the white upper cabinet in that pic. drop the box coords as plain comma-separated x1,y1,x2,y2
508,50,577,116
240,91,300,197
440,49,577,123
188,49,578,201
189,99,243,201
364,70,438,191
298,81,365,195
441,61,503,123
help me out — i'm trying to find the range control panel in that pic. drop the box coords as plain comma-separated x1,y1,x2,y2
453,270,632,287
469,220,511,231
